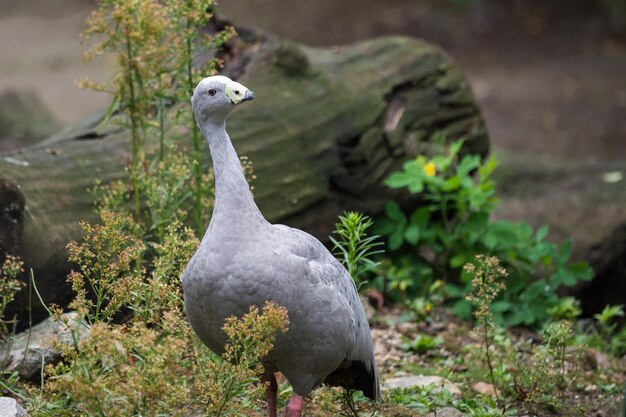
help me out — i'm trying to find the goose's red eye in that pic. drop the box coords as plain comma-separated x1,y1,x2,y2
208,89,217,96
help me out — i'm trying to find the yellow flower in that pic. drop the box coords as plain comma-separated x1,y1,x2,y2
423,162,437,177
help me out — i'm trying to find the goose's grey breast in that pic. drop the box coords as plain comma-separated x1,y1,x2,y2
181,225,318,338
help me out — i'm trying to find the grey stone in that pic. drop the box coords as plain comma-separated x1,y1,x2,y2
0,312,88,380
493,153,626,264
579,223,626,317
0,397,29,417
383,374,462,396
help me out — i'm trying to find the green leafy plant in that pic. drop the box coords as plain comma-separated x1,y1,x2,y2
407,279,445,323
456,398,516,417
331,211,384,285
94,145,213,245
328,212,385,416
47,320,200,417
547,296,583,321
387,384,456,414
595,305,625,338
400,333,444,354
376,139,593,327
587,304,626,356
510,320,578,413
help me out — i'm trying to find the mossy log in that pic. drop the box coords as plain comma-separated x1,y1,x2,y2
0,28,488,324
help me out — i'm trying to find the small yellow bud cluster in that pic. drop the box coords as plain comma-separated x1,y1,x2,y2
465,255,508,322
240,155,257,192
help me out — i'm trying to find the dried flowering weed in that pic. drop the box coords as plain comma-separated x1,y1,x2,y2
66,210,145,324
464,255,509,407
0,255,24,337
203,302,290,417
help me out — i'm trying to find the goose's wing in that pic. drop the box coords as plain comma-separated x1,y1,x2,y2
274,224,380,399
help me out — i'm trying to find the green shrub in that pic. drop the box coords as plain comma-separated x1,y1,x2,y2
81,0,234,234
400,333,443,354
460,255,587,415
576,304,626,357
331,211,383,286
41,208,289,417
375,139,593,327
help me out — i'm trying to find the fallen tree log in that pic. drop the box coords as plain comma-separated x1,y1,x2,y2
1,26,488,326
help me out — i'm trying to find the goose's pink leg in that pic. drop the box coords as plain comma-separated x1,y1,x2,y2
261,373,278,417
286,394,305,417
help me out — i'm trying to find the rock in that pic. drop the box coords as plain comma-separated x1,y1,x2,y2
441,332,461,351
493,153,626,264
365,289,384,310
424,407,465,417
579,223,626,318
583,348,611,371
383,374,462,397
0,397,29,417
493,154,626,318
471,381,499,397
0,312,88,380
0,89,60,152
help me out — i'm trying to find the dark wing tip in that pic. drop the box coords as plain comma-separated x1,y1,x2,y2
352,360,381,400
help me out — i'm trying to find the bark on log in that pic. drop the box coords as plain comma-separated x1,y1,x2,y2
0,28,488,325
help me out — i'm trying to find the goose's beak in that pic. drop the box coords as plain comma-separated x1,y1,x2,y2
242,90,256,102
225,81,255,104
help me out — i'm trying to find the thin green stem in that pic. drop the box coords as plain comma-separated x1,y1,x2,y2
185,16,204,234
125,31,141,221
158,96,165,162
559,344,566,398
132,63,147,174
482,317,503,411
214,374,236,417
440,196,451,233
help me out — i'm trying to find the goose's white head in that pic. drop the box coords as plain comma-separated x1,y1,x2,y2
191,75,255,123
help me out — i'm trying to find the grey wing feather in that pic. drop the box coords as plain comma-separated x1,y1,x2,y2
274,224,380,399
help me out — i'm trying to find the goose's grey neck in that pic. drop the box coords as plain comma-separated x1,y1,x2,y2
200,119,265,227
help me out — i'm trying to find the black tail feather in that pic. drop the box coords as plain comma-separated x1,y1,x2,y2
325,360,380,400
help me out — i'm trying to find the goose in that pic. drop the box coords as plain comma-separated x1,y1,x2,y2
181,75,380,417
